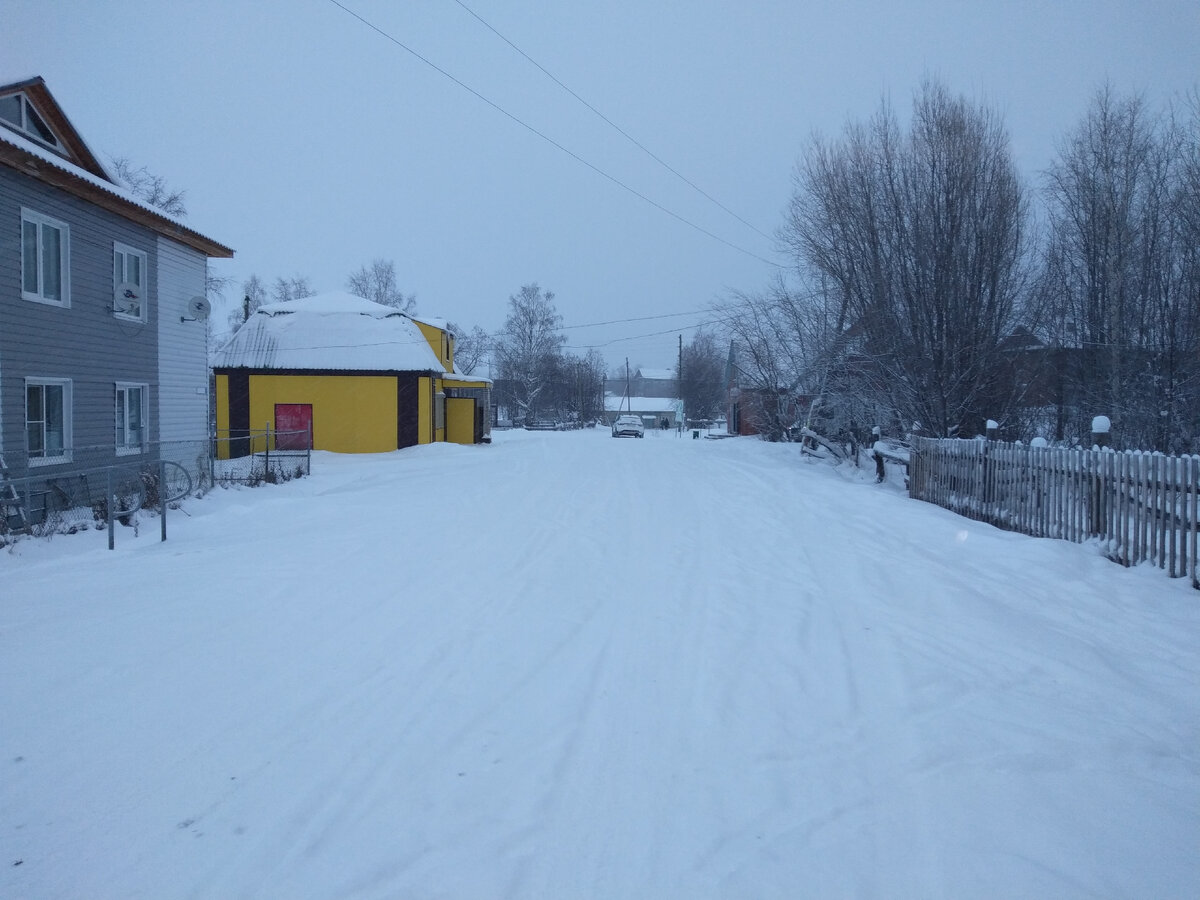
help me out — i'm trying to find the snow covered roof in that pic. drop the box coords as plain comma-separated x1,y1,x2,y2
0,77,232,258
411,314,450,333
636,368,676,381
213,292,448,372
446,372,492,385
605,395,681,414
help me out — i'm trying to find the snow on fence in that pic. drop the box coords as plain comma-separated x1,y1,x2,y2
908,437,1200,588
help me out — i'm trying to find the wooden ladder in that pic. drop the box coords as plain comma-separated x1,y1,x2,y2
0,454,31,534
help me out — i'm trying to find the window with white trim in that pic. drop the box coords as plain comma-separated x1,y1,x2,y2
115,383,149,455
113,243,148,320
26,378,72,465
0,93,63,151
21,209,70,307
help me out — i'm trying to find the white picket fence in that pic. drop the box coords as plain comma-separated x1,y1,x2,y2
908,437,1199,587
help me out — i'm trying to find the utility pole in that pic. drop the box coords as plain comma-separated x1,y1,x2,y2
678,333,684,430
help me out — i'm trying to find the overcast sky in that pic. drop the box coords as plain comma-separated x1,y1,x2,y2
8,1,1198,371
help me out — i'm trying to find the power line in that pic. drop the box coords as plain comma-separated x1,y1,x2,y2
324,0,783,269
559,309,713,330
449,0,775,244
567,319,719,350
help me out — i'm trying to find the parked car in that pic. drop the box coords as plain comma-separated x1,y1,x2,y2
612,415,645,438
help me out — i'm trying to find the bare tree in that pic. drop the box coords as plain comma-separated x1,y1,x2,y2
1042,85,1199,450
272,275,315,304
494,283,565,422
781,79,1030,438
447,323,490,375
347,259,416,313
109,156,187,217
677,328,728,421
715,279,832,439
205,265,231,304
561,349,607,424
227,274,268,331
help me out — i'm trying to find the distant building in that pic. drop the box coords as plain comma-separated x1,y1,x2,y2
606,367,677,402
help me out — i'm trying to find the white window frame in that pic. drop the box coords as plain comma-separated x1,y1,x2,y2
25,377,73,466
21,208,70,307
115,382,150,456
113,242,148,322
0,92,63,151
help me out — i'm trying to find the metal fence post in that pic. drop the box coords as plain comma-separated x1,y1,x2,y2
160,458,167,542
107,468,115,550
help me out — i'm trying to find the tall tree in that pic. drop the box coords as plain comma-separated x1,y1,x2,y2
781,79,1030,438
347,258,416,313
494,283,565,422
677,329,728,422
1041,85,1199,449
562,349,608,424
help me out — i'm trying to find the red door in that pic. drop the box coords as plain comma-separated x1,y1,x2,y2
274,404,312,449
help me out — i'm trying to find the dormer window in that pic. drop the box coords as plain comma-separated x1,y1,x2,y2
0,92,62,151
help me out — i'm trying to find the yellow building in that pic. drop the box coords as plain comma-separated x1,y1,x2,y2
212,293,491,455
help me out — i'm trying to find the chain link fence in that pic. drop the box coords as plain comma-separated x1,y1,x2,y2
2,430,310,547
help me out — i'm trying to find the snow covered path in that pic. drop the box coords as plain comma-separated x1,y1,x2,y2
3,429,1199,899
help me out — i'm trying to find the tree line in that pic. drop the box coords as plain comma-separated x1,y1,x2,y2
723,79,1200,453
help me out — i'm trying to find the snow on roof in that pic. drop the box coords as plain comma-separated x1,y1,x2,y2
213,292,448,372
636,368,676,381
604,395,680,413
410,315,450,333
0,119,228,253
257,292,398,317
446,372,492,385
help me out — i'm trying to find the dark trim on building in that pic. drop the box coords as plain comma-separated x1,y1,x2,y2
228,371,250,457
213,367,441,379
396,373,421,448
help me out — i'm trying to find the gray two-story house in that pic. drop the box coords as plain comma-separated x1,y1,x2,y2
0,76,232,496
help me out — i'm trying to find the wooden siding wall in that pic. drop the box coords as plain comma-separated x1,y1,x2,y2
156,236,208,445
0,168,158,468
909,437,1200,587
246,374,398,454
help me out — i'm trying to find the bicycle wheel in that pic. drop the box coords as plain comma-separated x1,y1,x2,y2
158,460,193,504
111,468,146,518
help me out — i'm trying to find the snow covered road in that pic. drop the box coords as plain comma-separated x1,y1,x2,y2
3,428,1199,898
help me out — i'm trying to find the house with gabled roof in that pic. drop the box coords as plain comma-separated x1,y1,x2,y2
211,292,491,454
0,76,233,484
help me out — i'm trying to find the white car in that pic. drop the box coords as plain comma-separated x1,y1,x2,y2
611,415,645,438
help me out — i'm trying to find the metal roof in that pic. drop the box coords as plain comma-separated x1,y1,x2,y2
212,293,449,372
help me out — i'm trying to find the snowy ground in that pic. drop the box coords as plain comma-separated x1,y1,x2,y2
3,428,1198,899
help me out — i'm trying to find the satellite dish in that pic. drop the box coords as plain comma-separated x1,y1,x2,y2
114,281,142,316
181,296,211,322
